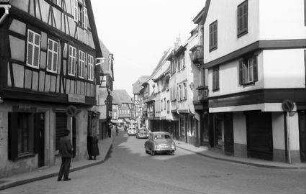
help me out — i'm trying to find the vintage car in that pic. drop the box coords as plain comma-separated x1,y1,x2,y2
127,126,137,136
136,128,149,139
144,132,176,155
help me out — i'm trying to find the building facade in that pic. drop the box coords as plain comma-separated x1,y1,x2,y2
0,0,102,178
200,0,306,162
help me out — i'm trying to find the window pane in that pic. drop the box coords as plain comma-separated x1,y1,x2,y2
28,31,33,43
54,42,58,52
53,53,58,71
48,40,53,50
27,44,33,66
35,34,40,45
47,51,52,70
34,46,40,67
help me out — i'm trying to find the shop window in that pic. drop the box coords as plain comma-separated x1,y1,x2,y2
8,112,34,160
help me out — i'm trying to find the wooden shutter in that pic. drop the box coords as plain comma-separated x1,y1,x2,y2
8,113,19,161
209,24,213,50
239,59,243,85
83,7,87,29
237,5,242,33
253,55,258,82
214,22,218,49
216,66,219,90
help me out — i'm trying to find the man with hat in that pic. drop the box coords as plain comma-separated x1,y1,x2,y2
57,129,73,181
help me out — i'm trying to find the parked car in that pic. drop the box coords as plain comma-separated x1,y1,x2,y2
144,132,176,155
136,128,149,139
127,126,137,136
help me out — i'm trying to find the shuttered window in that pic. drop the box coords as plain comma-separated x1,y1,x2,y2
68,46,77,76
78,50,85,78
209,21,218,52
55,112,68,151
26,30,41,68
88,55,94,81
237,0,248,37
212,66,219,91
47,39,59,73
239,54,258,85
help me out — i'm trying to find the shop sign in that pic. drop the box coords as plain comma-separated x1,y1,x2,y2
68,94,85,103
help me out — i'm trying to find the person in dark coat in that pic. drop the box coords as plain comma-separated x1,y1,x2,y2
91,135,100,160
87,134,93,160
57,129,73,181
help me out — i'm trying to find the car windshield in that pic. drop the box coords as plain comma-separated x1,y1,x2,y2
154,134,171,140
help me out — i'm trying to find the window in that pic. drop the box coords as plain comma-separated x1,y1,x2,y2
47,39,59,73
200,68,205,87
78,50,85,78
180,54,185,70
26,30,41,68
68,46,77,76
212,66,219,91
237,0,248,37
8,112,34,160
183,83,187,100
73,0,87,28
209,21,218,52
88,55,94,81
179,85,183,101
239,54,258,85
164,98,166,110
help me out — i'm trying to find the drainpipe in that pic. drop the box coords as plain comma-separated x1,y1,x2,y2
0,5,11,25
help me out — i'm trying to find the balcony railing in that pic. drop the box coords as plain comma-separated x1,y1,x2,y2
190,45,204,66
197,86,209,101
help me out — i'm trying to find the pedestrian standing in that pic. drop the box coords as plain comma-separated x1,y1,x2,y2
57,129,73,181
91,135,100,160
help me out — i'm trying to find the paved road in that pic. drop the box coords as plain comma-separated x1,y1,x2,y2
1,131,306,194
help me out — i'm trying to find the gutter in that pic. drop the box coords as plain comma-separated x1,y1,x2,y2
0,4,11,25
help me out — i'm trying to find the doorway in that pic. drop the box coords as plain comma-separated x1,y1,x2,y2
224,113,234,156
34,113,45,167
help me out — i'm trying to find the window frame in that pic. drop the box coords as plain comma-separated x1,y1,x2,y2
78,50,85,78
46,38,59,73
239,54,258,86
209,20,218,52
237,0,248,37
68,45,77,76
26,29,41,69
88,55,94,81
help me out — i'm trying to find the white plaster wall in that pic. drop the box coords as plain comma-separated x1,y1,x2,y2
262,49,305,88
272,113,285,150
208,52,264,97
233,112,247,145
288,113,300,151
204,0,259,63
259,0,306,40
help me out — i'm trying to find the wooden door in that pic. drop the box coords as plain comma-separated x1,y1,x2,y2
246,112,273,160
224,113,234,156
299,111,306,162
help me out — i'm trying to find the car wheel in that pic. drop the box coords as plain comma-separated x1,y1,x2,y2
150,149,155,156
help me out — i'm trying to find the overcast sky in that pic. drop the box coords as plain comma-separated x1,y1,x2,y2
91,0,205,96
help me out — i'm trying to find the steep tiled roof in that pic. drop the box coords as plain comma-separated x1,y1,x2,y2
112,90,132,105
132,75,150,94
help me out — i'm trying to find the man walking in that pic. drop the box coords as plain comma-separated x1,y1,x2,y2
57,129,73,181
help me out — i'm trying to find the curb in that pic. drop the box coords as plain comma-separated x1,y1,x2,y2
0,141,114,191
177,145,306,170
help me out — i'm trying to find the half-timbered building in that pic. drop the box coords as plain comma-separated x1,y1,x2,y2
0,0,102,178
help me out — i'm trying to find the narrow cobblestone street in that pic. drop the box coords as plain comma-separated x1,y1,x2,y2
1,131,306,194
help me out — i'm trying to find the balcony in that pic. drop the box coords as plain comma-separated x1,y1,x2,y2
190,45,204,66
197,86,209,101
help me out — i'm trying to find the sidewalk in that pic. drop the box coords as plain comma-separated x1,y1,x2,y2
0,136,114,191
175,140,306,169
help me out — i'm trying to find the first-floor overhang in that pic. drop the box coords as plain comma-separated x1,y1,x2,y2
209,88,306,113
